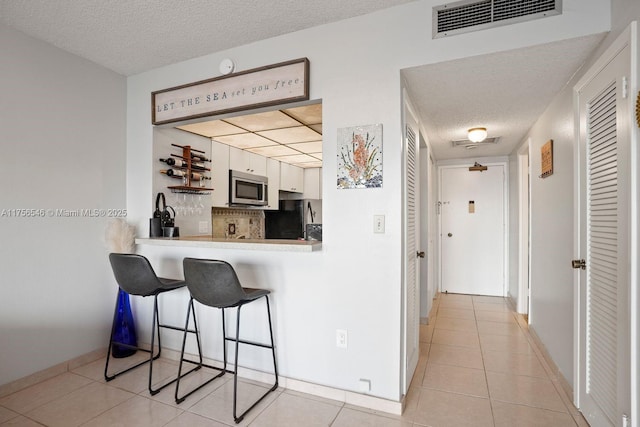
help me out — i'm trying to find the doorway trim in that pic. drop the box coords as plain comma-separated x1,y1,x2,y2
437,158,509,297
517,139,531,317
572,21,638,417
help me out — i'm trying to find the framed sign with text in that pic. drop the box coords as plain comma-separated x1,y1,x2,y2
540,139,553,178
152,58,309,125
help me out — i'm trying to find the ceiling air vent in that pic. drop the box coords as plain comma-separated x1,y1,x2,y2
433,0,561,38
451,137,500,149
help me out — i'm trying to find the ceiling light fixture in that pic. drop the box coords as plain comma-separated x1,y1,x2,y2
468,127,487,143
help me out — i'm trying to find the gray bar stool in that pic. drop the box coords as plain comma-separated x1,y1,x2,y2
176,257,278,424
105,253,204,395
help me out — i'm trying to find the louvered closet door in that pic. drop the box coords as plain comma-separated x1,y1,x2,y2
403,103,420,394
577,42,630,427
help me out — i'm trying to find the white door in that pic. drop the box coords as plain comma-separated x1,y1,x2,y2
440,164,505,296
575,33,632,427
402,96,420,393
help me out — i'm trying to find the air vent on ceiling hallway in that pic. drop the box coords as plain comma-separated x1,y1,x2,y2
451,137,500,148
433,0,561,38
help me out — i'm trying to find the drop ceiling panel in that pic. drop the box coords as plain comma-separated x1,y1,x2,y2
274,153,320,164
257,126,321,144
177,120,244,137
296,161,323,168
224,110,301,131
288,141,323,154
284,104,322,125
308,124,323,134
214,133,277,149
246,145,300,157
176,105,324,167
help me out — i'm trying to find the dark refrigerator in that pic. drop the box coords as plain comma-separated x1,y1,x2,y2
264,200,304,240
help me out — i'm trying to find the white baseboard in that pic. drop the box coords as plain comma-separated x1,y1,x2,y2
0,345,402,416
160,346,403,415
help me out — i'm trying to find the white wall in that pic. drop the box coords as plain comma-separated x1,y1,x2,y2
0,25,126,385
125,0,610,402
521,83,576,384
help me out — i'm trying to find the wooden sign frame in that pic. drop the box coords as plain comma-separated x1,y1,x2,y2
540,139,553,178
152,58,309,125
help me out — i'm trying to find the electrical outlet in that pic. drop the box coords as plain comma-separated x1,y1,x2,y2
336,329,348,348
358,379,371,392
374,215,385,233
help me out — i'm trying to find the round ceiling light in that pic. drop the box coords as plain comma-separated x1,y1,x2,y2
468,127,488,143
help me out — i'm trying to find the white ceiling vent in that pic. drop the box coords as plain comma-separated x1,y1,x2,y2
451,137,500,149
433,0,561,38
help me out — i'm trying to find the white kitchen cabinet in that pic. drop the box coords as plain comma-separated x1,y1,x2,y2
302,168,322,199
280,162,304,193
264,158,280,210
229,147,267,176
211,141,230,207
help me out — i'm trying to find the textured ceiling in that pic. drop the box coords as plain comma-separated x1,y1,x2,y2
0,0,416,76
1,2,607,161
402,34,606,160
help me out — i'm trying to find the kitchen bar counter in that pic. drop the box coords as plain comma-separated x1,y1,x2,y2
136,236,322,252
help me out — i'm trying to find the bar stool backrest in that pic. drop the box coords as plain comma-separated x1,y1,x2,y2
183,258,246,308
109,253,164,296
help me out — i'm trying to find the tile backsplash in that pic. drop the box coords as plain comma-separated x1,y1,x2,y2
211,208,265,239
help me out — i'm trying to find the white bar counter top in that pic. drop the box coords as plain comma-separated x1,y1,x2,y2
136,236,321,252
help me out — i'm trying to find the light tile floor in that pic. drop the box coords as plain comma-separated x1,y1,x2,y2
0,294,588,426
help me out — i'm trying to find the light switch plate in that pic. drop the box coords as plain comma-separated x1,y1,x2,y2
336,329,348,348
374,215,385,233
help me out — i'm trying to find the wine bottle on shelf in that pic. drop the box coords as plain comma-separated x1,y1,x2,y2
190,172,211,181
160,157,207,170
190,152,210,162
159,158,188,167
160,169,186,178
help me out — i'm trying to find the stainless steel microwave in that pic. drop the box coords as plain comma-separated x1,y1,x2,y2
229,170,268,206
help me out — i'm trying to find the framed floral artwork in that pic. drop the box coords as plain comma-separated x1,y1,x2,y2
337,124,382,189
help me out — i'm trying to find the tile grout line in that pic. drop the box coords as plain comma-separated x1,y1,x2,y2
472,296,498,427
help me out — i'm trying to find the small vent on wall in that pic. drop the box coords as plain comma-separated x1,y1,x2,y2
433,0,561,38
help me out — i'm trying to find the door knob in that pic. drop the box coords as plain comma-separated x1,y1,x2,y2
447,233,453,237
417,251,425,258
571,259,586,270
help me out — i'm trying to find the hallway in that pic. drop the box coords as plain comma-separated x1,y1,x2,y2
406,292,588,426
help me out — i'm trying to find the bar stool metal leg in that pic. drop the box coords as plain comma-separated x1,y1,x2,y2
105,292,205,395
175,297,227,403
104,292,161,383
229,295,279,424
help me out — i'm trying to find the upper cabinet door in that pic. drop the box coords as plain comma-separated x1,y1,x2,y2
229,147,267,176
280,162,304,193
302,167,322,199
211,141,230,207
263,158,281,210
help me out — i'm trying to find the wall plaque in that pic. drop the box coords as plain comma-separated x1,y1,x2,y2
152,58,309,125
540,139,553,178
